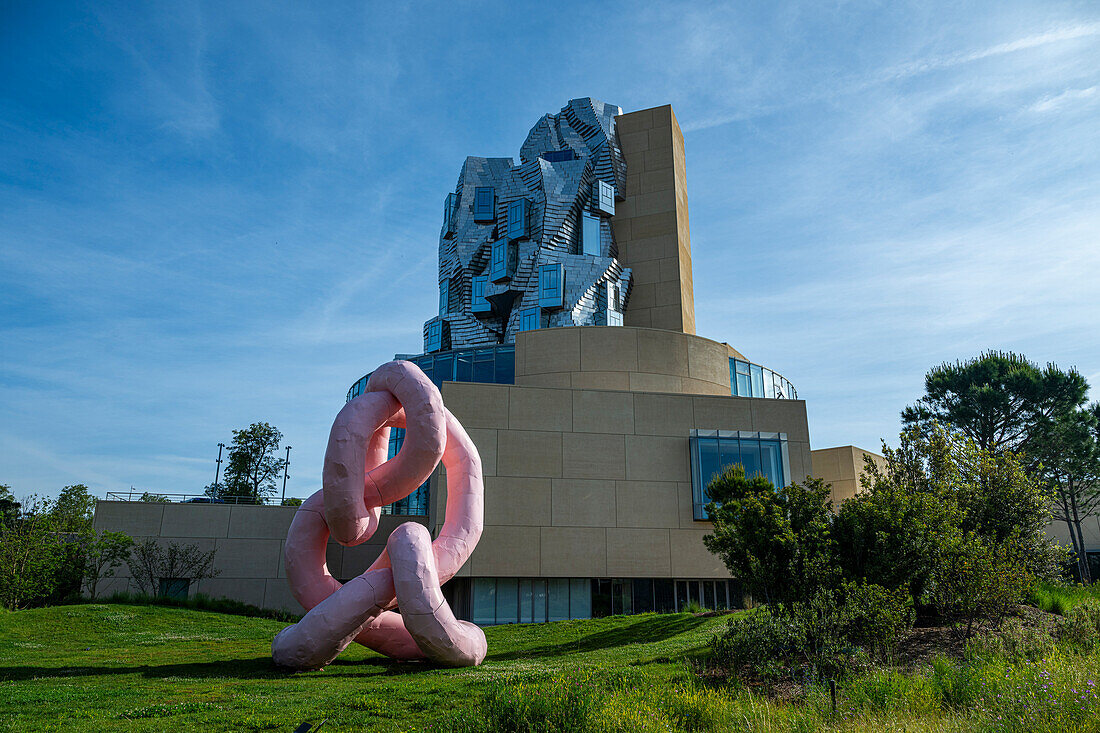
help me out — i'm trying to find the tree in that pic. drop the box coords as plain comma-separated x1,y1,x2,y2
139,492,170,503
126,539,220,597
1034,404,1100,582
206,422,286,504
50,484,96,533
82,531,135,599
902,351,1088,466
702,466,835,605
0,485,20,527
0,497,77,609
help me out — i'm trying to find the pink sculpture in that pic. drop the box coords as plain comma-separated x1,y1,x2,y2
272,361,486,670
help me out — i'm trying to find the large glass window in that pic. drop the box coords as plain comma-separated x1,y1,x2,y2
540,149,575,162
538,263,564,309
443,192,458,237
472,579,496,625
381,427,429,516
582,213,601,256
548,579,570,622
425,319,447,353
729,358,796,400
689,430,789,520
518,306,540,332
473,186,495,222
507,198,529,240
347,345,516,401
471,275,491,314
490,239,515,282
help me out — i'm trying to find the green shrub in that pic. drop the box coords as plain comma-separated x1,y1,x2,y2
839,582,915,661
928,656,984,708
1061,601,1100,651
88,591,300,623
710,607,801,680
968,618,1056,662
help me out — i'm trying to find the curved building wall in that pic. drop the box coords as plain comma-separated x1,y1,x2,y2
513,326,795,399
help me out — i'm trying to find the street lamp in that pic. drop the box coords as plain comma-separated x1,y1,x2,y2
214,442,226,495
281,445,292,505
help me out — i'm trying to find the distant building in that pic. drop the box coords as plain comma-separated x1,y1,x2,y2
93,99,883,621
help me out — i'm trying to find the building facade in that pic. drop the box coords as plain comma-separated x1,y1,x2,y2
93,99,883,622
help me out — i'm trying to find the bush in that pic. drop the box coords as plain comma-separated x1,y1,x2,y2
928,534,1032,639
1061,601,1100,651
968,618,1055,662
839,582,915,661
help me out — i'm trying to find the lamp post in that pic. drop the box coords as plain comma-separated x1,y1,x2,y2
281,445,292,505
213,442,225,495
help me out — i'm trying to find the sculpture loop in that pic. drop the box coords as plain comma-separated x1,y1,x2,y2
272,360,486,670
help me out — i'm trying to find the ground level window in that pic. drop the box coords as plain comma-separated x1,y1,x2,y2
158,578,189,599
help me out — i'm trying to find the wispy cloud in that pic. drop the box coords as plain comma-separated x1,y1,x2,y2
1028,85,1099,113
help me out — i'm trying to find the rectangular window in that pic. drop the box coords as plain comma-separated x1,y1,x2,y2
591,579,612,618
518,306,540,332
594,179,615,216
496,578,518,624
472,579,496,625
473,186,495,222
569,578,591,619
507,198,529,240
538,263,564,309
471,275,491,314
540,149,575,162
439,280,449,315
490,239,515,282
443,192,458,237
382,427,430,515
632,579,654,614
548,579,570,622
426,320,441,353
690,430,788,520
750,364,764,397
158,578,189,599
733,360,751,396
654,579,675,613
582,213,601,256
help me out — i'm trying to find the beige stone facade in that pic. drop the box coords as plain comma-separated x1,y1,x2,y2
809,445,887,506
90,101,885,619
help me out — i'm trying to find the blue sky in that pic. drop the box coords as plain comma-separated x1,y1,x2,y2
2,1,1098,501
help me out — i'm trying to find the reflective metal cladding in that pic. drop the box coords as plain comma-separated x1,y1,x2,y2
424,97,633,353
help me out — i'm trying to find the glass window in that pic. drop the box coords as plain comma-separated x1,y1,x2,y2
471,276,490,314
591,579,612,618
439,280,449,315
490,239,514,282
654,579,675,613
443,192,458,236
495,347,515,384
548,579,570,622
507,198,529,240
473,186,495,222
594,179,615,216
582,213,601,256
532,580,547,623
734,360,751,396
541,149,575,162
750,364,764,397
676,580,689,611
496,578,518,624
158,578,189,599
538,263,564,309
569,578,591,619
612,579,632,616
519,579,533,623
690,431,787,520
703,581,715,610
472,578,496,625
518,307,540,332
632,579,654,614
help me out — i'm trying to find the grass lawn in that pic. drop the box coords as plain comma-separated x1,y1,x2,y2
0,604,725,731
5,603,1100,732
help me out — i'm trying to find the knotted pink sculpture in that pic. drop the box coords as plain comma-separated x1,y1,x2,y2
272,360,486,669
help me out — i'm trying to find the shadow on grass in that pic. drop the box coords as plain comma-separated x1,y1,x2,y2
486,614,713,661
0,655,422,682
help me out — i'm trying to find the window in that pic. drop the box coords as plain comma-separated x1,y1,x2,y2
581,213,601,256
594,179,615,216
471,275,491,314
442,192,458,237
507,198,529,240
729,359,796,400
158,578,189,599
538,263,564,309
540,149,575,162
381,427,430,515
750,364,764,397
689,430,789,520
425,318,449,353
473,186,495,222
731,360,751,396
518,306,540,332
490,239,515,282
438,279,449,315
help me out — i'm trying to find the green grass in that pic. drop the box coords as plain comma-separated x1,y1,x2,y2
4,604,1100,732
0,604,723,732
1028,581,1100,615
